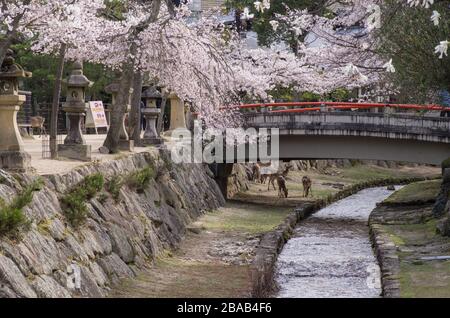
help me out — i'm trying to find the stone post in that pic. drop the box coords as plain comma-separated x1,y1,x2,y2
105,77,134,151
168,93,187,133
58,61,92,161
141,86,162,145
0,50,32,172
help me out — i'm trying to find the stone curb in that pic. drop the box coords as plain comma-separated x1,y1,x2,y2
369,223,401,298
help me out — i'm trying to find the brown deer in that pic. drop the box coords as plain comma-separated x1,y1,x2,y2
267,163,293,191
30,116,46,137
277,176,288,198
252,164,261,182
254,162,273,184
302,176,313,197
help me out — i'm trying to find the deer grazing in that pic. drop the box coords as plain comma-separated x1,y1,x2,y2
267,163,293,191
30,116,46,137
302,176,313,197
277,176,288,198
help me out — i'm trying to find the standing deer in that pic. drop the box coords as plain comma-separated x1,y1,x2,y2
30,116,46,137
267,164,293,191
277,176,288,198
302,176,313,197
252,164,261,182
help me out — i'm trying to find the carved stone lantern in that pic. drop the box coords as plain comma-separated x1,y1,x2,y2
168,92,187,134
58,61,93,161
105,75,134,151
141,86,162,145
0,49,32,171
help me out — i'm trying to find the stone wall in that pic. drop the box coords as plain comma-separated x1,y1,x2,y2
435,168,450,236
0,150,225,298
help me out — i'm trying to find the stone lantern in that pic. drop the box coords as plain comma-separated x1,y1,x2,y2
168,93,187,133
141,86,162,145
105,75,134,151
58,61,93,161
0,49,32,171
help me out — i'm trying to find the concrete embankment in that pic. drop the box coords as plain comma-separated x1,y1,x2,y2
0,150,225,297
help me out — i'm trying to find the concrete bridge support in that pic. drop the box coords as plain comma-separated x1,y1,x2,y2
209,163,234,198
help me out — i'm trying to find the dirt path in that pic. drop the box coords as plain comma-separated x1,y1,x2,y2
110,202,292,298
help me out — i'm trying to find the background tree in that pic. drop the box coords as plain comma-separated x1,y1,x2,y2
224,0,331,52
377,0,450,103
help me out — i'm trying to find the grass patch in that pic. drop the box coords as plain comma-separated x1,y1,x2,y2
383,180,441,205
200,202,291,234
380,220,450,298
107,175,124,202
382,220,438,246
127,166,155,193
61,174,104,228
340,165,416,181
0,178,43,238
399,261,450,298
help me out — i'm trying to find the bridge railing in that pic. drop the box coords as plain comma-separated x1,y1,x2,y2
234,102,449,114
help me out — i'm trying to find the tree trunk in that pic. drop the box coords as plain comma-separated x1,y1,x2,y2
129,72,143,146
157,96,168,134
103,0,162,152
0,37,14,66
103,66,134,153
50,43,67,159
235,9,242,33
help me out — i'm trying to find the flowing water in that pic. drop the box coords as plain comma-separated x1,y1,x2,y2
275,187,399,298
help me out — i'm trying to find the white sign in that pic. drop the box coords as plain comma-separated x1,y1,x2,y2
86,101,108,129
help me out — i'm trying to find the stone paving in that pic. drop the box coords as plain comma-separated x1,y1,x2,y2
22,134,152,175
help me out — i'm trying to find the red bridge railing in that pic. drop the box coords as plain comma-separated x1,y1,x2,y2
234,102,448,113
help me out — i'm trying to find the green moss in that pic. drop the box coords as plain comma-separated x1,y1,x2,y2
0,176,6,184
127,166,155,193
383,180,441,205
61,174,104,228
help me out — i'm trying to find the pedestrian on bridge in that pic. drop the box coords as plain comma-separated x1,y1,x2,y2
440,90,450,118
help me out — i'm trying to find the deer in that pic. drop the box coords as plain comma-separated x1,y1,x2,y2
252,163,261,182
253,162,273,184
30,116,46,138
302,176,313,198
267,163,293,191
277,176,288,198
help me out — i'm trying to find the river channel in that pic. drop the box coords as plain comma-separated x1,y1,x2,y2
275,187,399,298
